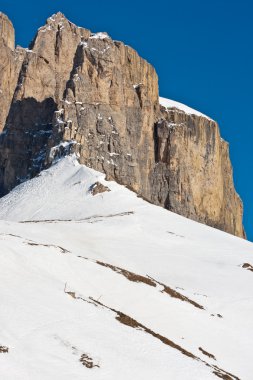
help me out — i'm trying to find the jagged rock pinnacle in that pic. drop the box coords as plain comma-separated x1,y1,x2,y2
46,12,69,25
0,12,15,50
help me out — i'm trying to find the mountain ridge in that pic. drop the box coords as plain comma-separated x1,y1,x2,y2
0,11,245,238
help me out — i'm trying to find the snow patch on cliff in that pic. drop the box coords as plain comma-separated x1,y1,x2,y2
159,96,213,120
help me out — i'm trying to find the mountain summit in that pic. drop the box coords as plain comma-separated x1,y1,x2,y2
0,12,245,237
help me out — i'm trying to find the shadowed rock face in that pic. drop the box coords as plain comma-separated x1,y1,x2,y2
0,12,245,238
0,97,57,195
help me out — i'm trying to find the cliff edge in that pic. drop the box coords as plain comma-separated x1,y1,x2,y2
0,12,245,238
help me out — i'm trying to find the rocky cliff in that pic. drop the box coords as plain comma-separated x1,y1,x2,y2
0,12,245,238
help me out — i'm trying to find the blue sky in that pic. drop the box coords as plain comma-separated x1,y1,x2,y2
1,0,252,240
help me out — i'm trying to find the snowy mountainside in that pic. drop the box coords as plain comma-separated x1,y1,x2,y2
0,156,252,380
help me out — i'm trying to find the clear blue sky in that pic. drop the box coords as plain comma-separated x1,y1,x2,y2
1,0,252,240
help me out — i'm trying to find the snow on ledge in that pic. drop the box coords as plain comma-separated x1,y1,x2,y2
89,32,110,40
159,97,212,120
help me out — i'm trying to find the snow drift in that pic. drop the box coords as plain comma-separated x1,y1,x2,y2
0,156,252,380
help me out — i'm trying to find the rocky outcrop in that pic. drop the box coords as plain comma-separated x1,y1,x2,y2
151,106,244,237
90,182,111,196
0,12,245,238
0,12,14,49
0,13,24,134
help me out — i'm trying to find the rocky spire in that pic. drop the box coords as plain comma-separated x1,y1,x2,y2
0,12,15,50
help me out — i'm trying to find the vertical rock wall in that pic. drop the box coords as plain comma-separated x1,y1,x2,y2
151,107,245,237
0,12,14,49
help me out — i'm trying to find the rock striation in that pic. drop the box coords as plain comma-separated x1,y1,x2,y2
0,12,245,238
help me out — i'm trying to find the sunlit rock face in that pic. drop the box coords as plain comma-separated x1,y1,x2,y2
0,12,15,49
0,13,25,134
0,12,245,238
152,107,245,238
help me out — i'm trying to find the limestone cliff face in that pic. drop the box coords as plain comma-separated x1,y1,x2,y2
152,106,244,237
0,12,14,49
0,12,245,238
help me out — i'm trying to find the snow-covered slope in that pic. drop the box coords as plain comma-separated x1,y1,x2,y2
0,156,252,380
159,96,212,119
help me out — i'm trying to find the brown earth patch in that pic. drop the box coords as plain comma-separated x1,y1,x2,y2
78,256,204,310
213,371,232,379
199,347,216,360
148,276,204,310
213,365,240,380
91,297,195,359
96,261,156,287
62,285,239,380
65,260,237,379
89,297,239,380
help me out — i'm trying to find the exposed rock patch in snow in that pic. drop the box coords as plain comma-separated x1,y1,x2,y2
90,182,111,196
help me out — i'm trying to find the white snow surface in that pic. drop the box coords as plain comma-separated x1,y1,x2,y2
0,155,252,380
159,96,213,120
